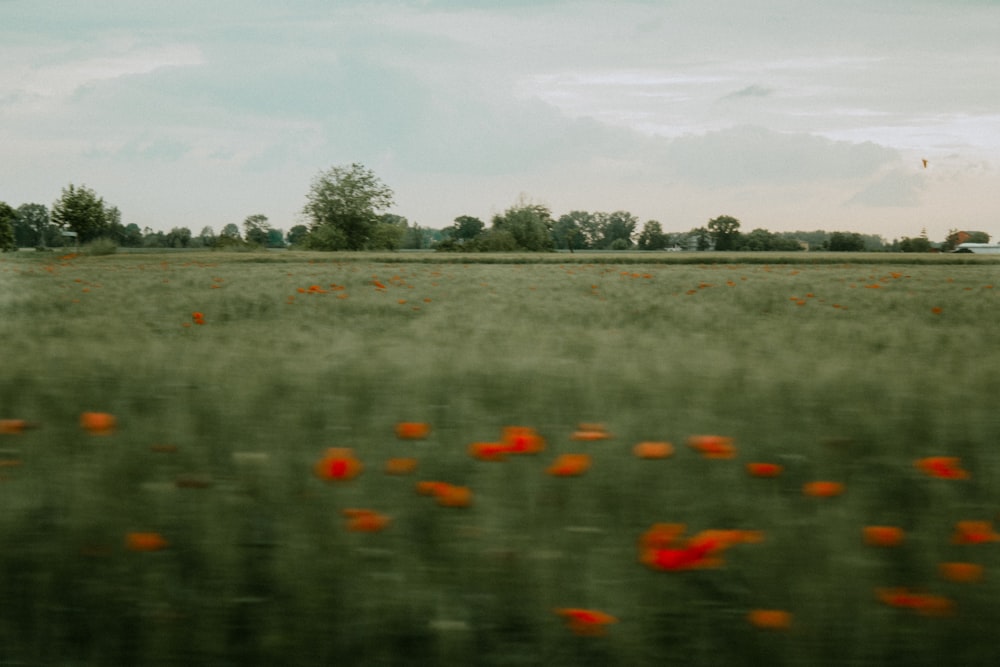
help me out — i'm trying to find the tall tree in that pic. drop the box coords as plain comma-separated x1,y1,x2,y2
707,215,741,251
303,163,395,251
0,202,16,252
598,211,638,249
51,184,115,243
491,199,554,251
243,214,271,246
14,203,49,248
637,220,668,250
450,215,485,242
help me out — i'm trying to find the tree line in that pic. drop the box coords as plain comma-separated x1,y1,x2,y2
1,164,989,253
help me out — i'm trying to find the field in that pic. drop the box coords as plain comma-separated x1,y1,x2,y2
2,249,1000,666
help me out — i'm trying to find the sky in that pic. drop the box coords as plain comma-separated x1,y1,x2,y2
2,0,999,242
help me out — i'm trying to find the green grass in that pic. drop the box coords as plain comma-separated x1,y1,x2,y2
2,250,1000,666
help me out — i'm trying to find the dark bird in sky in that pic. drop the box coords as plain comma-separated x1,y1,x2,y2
922,159,928,168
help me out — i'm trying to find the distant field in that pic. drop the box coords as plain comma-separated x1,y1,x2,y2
2,250,999,666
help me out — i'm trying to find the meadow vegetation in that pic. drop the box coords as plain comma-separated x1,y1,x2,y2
1,250,999,666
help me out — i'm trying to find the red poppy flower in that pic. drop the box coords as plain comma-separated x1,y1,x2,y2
313,448,363,481
554,608,618,636
952,520,1000,544
395,422,431,440
546,453,591,477
80,412,116,435
915,456,969,480
747,609,792,630
343,509,391,532
502,426,545,454
687,435,736,459
125,532,169,552
746,462,783,478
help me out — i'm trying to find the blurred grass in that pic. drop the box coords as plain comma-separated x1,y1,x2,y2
1,250,999,665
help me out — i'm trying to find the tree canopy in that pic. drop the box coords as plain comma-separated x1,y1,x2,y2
303,163,395,251
50,184,117,243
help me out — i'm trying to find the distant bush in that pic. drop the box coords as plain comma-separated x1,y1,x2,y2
83,237,118,255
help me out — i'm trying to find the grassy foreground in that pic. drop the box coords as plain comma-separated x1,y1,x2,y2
2,250,999,666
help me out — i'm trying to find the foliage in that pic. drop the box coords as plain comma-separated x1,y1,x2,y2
82,237,119,255
0,202,15,252
597,211,638,249
243,214,271,246
13,203,49,248
50,184,117,243
707,215,741,251
285,224,309,247
490,200,555,251
450,215,485,242
302,163,395,251
899,235,934,253
370,214,408,251
826,231,866,252
637,220,669,250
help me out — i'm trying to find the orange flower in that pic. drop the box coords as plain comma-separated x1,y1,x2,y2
639,525,757,571
746,462,783,478
80,412,116,435
192,311,205,325
546,453,591,477
802,481,844,497
554,608,618,636
502,426,545,454
0,419,36,435
313,448,363,481
571,423,611,441
435,484,473,508
633,441,674,459
415,480,473,507
939,562,983,583
952,520,1000,545
863,526,905,547
876,588,954,616
687,435,736,459
343,508,391,532
125,532,169,552
747,609,792,630
915,456,969,480
638,523,687,553
395,422,431,440
384,457,418,475
931,307,943,315
468,442,509,462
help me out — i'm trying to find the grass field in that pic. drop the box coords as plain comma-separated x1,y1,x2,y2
2,249,1000,666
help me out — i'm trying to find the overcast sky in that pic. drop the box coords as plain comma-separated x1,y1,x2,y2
2,0,998,241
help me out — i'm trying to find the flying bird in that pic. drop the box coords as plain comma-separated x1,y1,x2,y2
922,159,928,168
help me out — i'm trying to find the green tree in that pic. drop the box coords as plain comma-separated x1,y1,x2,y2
597,211,638,249
286,224,309,247
637,220,668,250
553,212,587,252
243,214,271,246
827,232,865,252
119,223,143,247
14,203,49,248
707,215,741,251
491,199,554,251
899,236,933,253
164,227,192,248
266,229,285,248
450,215,485,243
371,214,407,251
303,163,395,251
51,184,115,243
689,226,712,251
0,202,16,252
